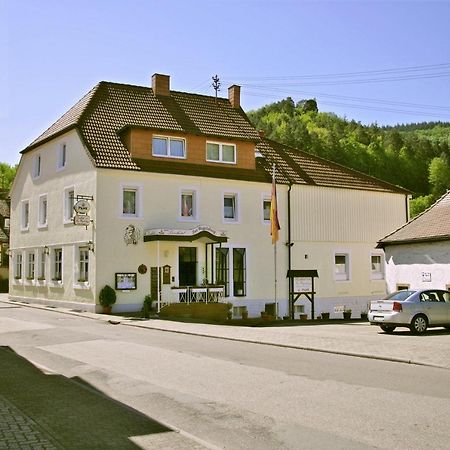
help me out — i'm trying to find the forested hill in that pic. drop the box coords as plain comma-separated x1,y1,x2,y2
247,98,450,215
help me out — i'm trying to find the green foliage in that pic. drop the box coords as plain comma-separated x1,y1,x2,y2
159,303,230,322
247,98,450,216
99,285,117,307
0,162,17,192
409,195,434,217
141,294,153,318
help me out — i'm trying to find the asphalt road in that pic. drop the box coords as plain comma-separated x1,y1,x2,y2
1,303,450,449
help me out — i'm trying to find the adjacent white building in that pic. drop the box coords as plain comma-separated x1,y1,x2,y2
378,190,450,293
10,74,409,317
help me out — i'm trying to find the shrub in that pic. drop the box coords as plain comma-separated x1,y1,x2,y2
142,294,153,318
99,285,116,307
0,277,8,293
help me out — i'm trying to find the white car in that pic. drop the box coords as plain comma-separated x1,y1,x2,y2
368,289,450,334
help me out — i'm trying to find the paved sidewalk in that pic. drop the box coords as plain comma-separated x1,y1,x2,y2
2,296,450,370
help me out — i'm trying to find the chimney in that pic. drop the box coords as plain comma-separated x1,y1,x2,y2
152,73,170,96
228,84,241,109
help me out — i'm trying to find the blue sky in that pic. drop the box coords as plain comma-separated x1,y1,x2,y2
2,0,450,165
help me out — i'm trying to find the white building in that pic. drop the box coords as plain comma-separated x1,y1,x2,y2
10,74,409,317
378,190,450,293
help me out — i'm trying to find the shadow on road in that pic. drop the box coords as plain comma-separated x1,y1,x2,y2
0,346,171,449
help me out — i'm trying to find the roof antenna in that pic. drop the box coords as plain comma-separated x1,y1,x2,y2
212,75,221,102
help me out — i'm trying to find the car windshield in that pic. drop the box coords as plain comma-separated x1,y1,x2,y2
384,290,416,301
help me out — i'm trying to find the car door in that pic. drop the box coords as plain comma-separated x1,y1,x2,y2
420,291,447,324
438,291,450,324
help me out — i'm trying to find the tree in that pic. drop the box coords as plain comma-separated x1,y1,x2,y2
0,163,17,193
428,155,450,198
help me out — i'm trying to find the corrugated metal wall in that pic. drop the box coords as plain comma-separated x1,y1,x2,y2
291,185,406,243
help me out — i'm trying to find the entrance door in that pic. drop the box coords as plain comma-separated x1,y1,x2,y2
179,247,197,286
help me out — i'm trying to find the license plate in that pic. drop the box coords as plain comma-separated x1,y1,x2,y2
373,316,384,321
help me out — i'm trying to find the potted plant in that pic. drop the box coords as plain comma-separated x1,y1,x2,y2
343,308,352,320
99,284,116,314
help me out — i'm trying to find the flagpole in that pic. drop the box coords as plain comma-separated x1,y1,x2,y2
271,163,279,319
274,236,278,318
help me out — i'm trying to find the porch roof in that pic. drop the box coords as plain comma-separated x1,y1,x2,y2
143,225,228,243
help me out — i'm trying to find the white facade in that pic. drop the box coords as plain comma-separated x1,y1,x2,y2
384,241,450,292
9,128,408,317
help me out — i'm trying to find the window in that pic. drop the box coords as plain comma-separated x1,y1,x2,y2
233,248,246,296
38,249,46,280
224,194,238,221
123,189,137,215
263,198,271,222
38,194,48,227
15,253,23,279
152,136,186,158
121,185,142,218
180,190,197,220
27,252,35,280
78,247,89,282
64,188,75,223
53,248,62,281
4,218,10,229
57,143,67,169
206,142,236,164
33,154,41,178
371,253,384,280
21,200,30,230
215,248,230,296
334,253,349,281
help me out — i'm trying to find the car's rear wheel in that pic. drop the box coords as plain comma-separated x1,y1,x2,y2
379,324,396,333
410,315,428,334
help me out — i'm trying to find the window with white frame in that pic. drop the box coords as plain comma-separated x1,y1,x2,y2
14,253,23,279
78,247,89,282
215,247,247,297
64,188,75,222
27,252,35,280
371,253,384,280
263,198,271,222
53,248,62,281
223,194,238,221
38,194,48,227
152,136,186,158
122,188,137,216
334,253,350,281
4,218,10,229
38,249,46,280
206,142,236,164
180,190,197,220
33,154,41,178
57,143,67,169
21,200,30,230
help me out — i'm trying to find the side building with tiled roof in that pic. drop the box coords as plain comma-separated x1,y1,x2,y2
377,190,450,292
10,73,410,317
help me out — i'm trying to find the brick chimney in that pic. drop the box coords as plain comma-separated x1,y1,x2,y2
152,73,170,96
228,84,241,109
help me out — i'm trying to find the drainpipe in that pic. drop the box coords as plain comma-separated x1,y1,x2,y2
287,184,293,318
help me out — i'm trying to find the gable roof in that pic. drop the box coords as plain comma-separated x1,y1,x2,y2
20,80,408,194
23,81,260,170
378,190,450,247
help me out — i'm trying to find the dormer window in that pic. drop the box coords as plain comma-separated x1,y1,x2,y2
152,136,186,158
206,142,236,164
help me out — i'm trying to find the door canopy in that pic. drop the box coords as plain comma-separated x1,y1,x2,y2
144,225,228,243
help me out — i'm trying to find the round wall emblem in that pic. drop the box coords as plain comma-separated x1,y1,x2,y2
138,264,147,274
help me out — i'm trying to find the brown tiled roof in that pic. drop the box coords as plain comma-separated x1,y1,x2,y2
23,81,260,170
378,190,450,247
256,139,409,193
21,80,407,194
0,200,9,218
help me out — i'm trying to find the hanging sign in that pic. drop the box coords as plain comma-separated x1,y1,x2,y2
74,199,91,215
74,214,91,226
